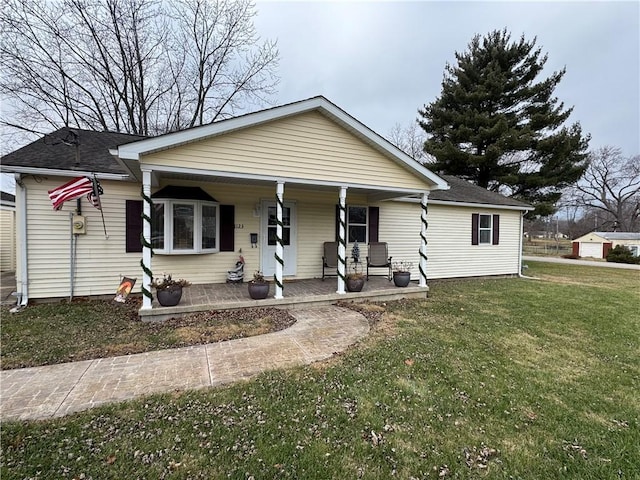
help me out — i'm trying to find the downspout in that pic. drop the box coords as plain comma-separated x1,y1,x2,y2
518,210,539,280
10,174,28,312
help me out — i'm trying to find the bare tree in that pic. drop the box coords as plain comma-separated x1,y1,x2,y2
0,0,278,143
565,146,640,232
388,122,432,164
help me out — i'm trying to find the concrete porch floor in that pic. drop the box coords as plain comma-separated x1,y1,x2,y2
143,277,429,321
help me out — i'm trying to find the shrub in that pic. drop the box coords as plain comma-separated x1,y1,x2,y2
606,245,640,264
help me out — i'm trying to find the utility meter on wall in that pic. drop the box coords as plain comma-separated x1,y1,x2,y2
72,215,86,234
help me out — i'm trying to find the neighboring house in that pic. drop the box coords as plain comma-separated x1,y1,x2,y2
572,232,640,259
0,191,16,271
0,96,532,310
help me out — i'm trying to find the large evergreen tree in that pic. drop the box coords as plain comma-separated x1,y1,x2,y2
419,29,590,216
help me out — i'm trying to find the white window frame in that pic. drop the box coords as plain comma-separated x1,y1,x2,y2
478,213,492,245
152,199,220,254
347,205,368,243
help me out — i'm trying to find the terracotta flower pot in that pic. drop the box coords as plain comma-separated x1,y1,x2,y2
393,271,411,287
156,287,183,306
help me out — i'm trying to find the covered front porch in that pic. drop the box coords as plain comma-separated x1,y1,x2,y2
111,97,449,316
140,277,428,322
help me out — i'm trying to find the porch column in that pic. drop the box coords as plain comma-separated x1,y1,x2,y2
274,181,285,299
337,186,347,294
419,191,429,287
141,169,153,309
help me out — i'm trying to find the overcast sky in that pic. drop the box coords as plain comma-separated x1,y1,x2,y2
254,0,639,155
2,1,638,193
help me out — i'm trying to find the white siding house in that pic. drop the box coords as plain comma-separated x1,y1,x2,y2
1,96,532,310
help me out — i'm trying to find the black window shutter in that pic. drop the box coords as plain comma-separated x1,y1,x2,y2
471,213,479,245
368,206,379,243
220,205,235,252
126,200,143,253
492,214,500,245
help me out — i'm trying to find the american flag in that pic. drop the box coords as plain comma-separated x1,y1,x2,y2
48,176,94,210
87,176,104,210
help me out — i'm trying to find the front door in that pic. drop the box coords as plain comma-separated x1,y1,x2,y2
261,201,296,277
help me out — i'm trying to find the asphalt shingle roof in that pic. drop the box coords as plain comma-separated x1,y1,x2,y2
430,175,531,208
0,128,145,174
1,129,531,210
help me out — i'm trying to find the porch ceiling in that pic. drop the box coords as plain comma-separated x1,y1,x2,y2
150,170,424,201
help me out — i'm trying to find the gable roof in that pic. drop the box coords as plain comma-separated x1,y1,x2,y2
114,96,449,191
0,100,532,211
1,128,145,178
429,175,532,210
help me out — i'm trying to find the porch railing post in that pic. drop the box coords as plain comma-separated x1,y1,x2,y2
419,191,429,287
337,186,347,294
141,169,153,309
274,181,285,299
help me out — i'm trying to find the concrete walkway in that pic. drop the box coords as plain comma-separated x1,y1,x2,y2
0,306,369,422
523,255,640,270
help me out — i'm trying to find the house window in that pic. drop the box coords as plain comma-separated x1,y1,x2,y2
479,214,492,244
472,213,500,245
267,206,291,246
152,199,219,254
126,195,234,253
347,206,368,243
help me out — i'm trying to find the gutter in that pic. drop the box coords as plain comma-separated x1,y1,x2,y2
3,166,129,180
10,174,28,312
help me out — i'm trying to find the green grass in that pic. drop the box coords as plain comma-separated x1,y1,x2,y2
1,262,639,479
0,300,294,369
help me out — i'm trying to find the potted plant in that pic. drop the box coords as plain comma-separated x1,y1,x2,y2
151,273,191,307
392,261,413,287
248,271,270,299
346,241,365,292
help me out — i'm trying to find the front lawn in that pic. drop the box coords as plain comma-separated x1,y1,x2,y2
1,262,638,479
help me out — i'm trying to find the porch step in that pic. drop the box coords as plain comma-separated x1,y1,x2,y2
139,284,429,322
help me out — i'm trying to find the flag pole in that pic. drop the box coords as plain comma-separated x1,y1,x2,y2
93,174,109,239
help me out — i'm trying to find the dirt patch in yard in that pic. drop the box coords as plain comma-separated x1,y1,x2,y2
1,302,296,369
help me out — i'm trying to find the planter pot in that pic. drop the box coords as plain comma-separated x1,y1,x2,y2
248,282,270,300
156,287,183,306
393,271,411,287
346,276,365,292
